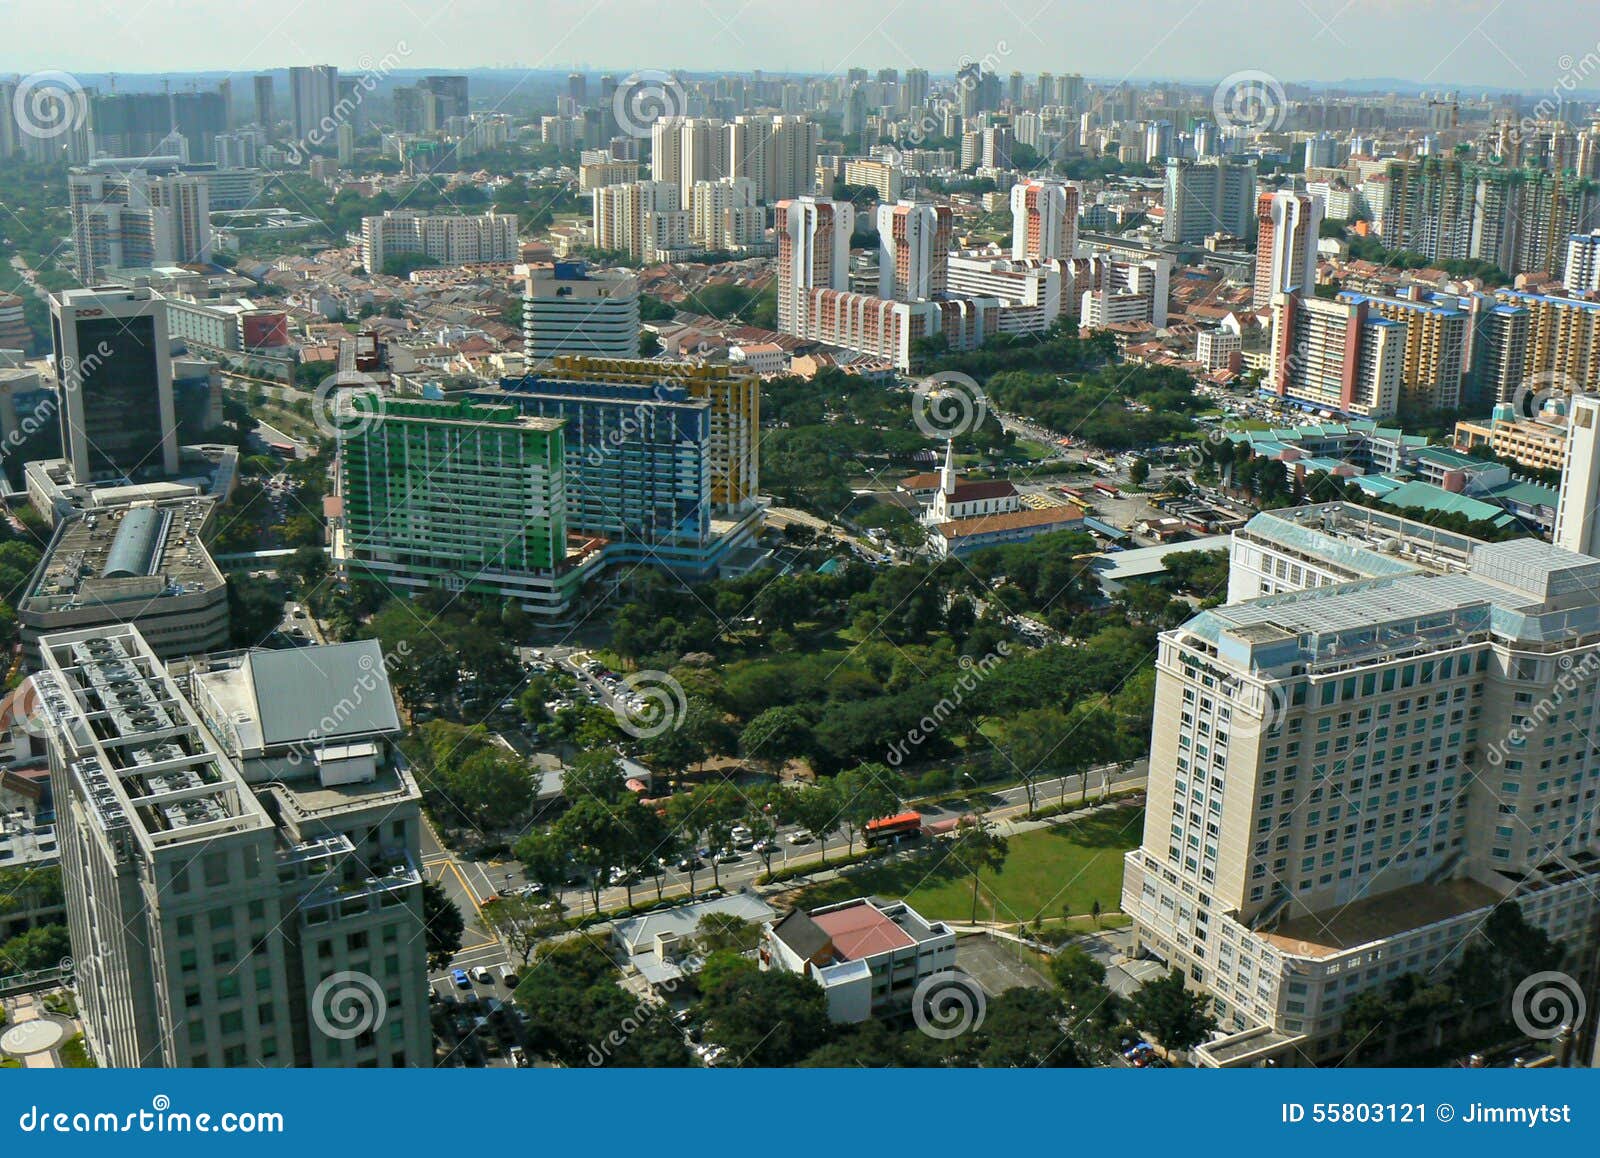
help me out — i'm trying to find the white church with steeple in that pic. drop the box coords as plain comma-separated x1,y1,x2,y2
922,439,1022,525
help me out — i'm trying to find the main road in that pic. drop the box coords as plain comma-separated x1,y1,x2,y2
423,758,1147,999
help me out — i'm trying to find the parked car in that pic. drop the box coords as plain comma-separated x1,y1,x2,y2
509,1045,530,1067
471,966,494,985
452,969,471,989
500,967,520,988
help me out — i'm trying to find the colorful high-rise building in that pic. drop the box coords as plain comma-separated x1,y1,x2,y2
1010,179,1079,261
877,201,952,301
775,196,855,333
335,397,587,616
1252,190,1322,308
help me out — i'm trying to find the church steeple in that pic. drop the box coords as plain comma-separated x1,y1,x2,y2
940,438,957,494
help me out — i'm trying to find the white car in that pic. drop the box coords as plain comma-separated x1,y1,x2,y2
786,830,813,845
470,966,493,984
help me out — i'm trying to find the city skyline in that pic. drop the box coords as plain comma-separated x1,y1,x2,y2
0,0,1598,90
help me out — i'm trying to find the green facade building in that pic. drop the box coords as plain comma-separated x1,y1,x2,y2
336,397,594,617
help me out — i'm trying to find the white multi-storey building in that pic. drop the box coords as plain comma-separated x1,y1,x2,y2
69,167,212,284
522,262,640,361
689,177,763,251
945,250,1066,333
1563,230,1600,295
1125,503,1600,1065
359,210,518,274
1011,179,1079,261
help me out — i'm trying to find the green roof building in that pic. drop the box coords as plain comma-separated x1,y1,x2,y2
335,397,596,618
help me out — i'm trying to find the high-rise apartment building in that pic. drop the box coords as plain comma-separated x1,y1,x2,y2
423,76,470,120
688,177,764,250
1563,230,1600,295
877,201,952,301
50,286,179,479
1483,289,1600,396
359,209,518,274
1554,393,1600,557
650,115,816,205
591,180,688,262
775,196,855,333
171,91,227,162
1253,191,1322,308
88,93,172,158
41,625,430,1068
1266,292,1405,418
474,373,716,575
69,165,212,283
253,75,275,128
1124,502,1600,1064
522,261,640,361
1163,156,1258,245
288,65,339,144
539,356,760,511
1350,291,1468,411
1379,157,1600,278
337,397,585,616
1011,179,1079,261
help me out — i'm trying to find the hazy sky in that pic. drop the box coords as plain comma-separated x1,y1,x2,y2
1,0,1596,90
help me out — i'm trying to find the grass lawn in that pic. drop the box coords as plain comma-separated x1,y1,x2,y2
1012,438,1058,460
801,805,1144,925
58,1034,95,1068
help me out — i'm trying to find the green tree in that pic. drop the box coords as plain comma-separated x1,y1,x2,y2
0,924,71,973
438,749,534,831
698,969,833,1065
948,816,1008,924
739,705,814,770
1128,969,1218,1053
950,987,1080,1067
834,763,900,855
1001,706,1072,815
787,781,843,866
479,893,568,966
421,880,465,970
694,913,761,955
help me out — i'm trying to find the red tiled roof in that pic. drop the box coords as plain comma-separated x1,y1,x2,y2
948,480,1017,502
938,506,1084,539
811,904,915,960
